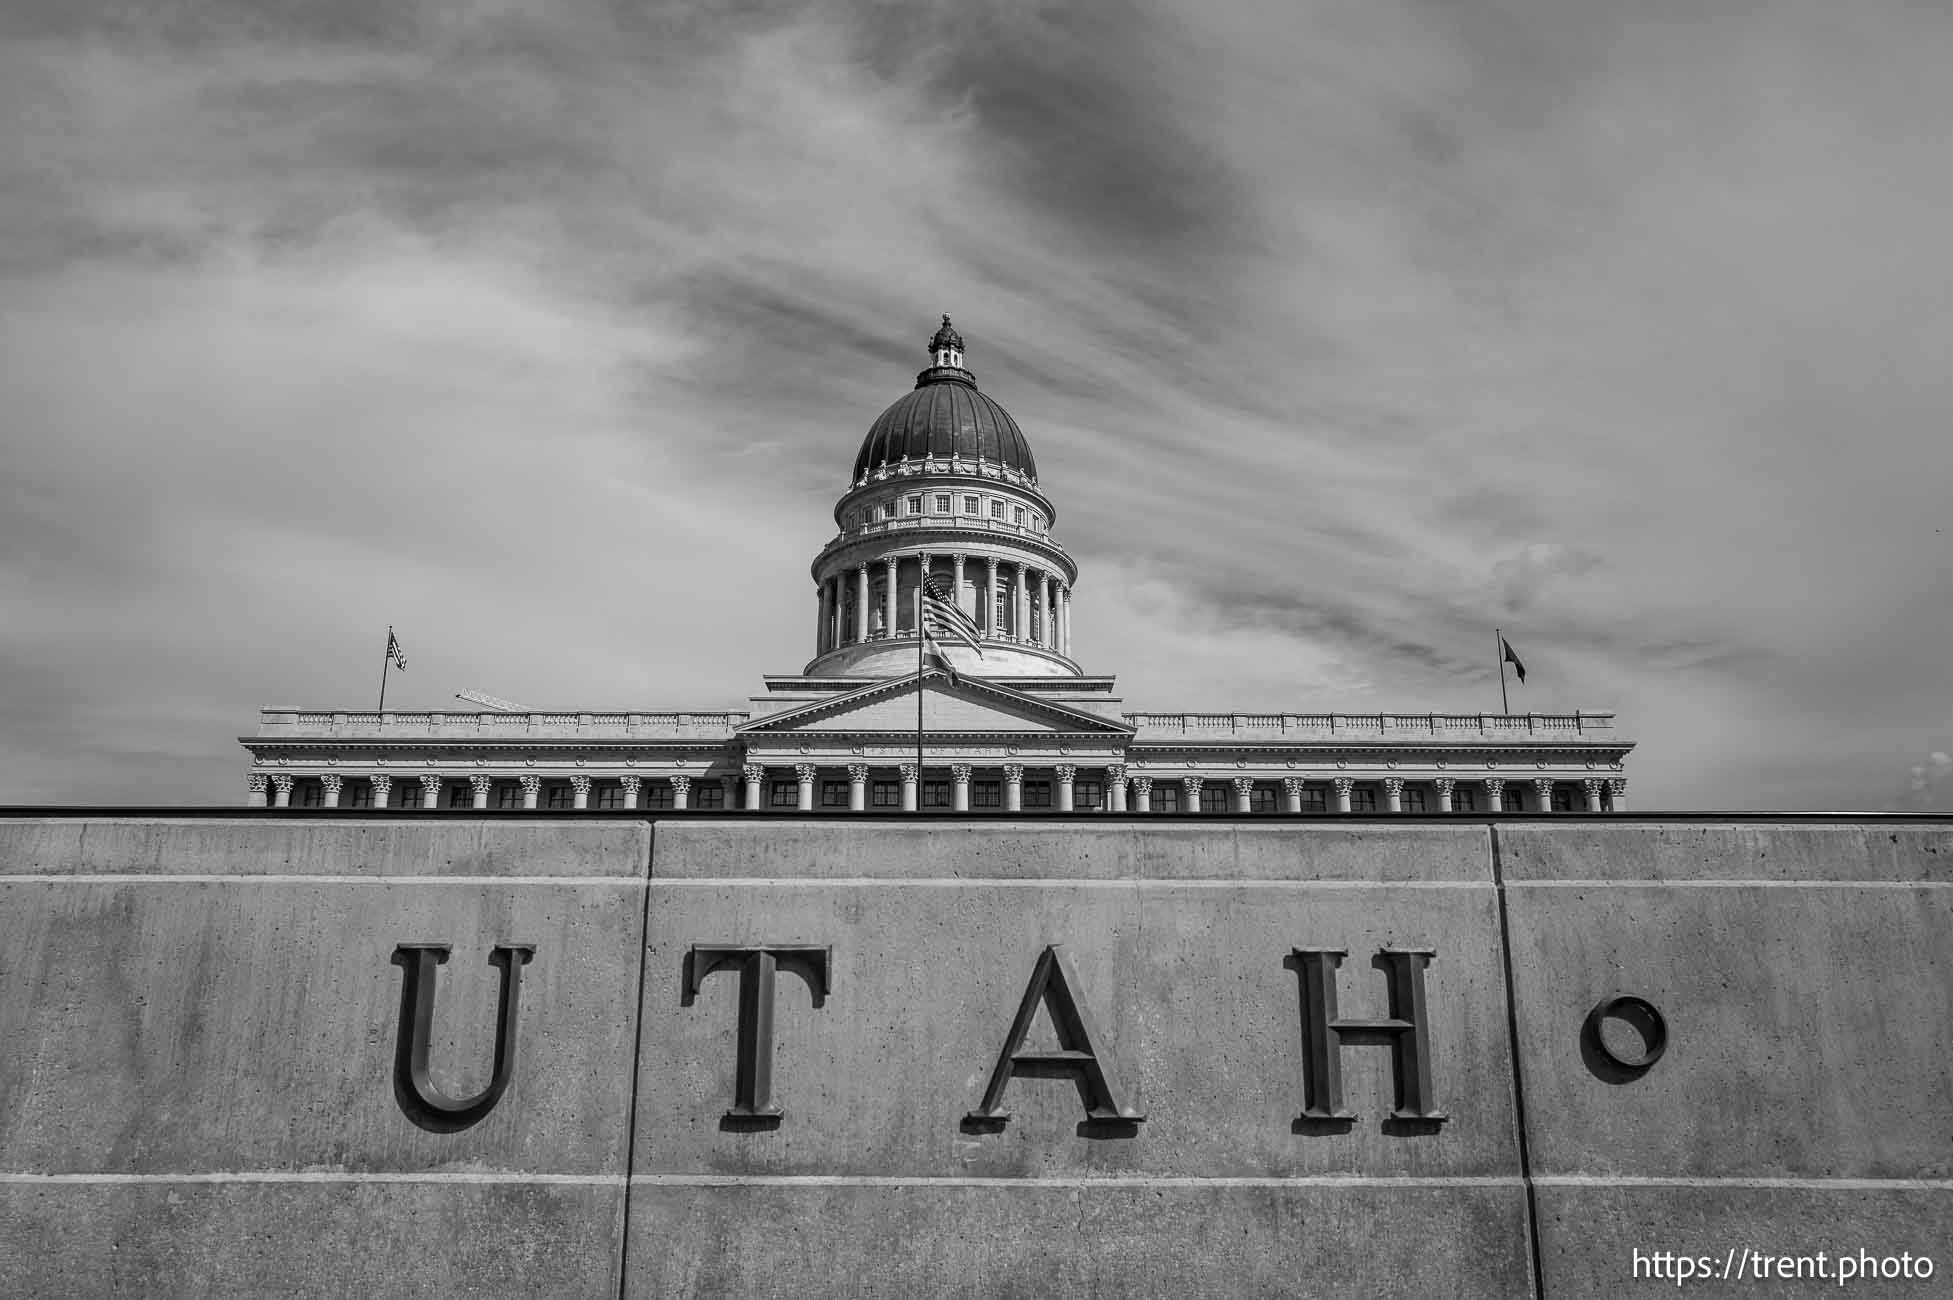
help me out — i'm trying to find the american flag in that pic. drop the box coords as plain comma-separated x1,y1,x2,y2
920,576,981,684
387,629,406,671
921,576,983,654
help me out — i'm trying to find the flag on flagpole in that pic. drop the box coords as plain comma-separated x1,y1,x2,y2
387,629,407,672
1500,636,1525,684
920,576,983,656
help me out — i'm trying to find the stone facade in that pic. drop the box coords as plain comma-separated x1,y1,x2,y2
241,318,1632,809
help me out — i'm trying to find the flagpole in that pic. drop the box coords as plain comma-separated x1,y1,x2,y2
1495,627,1509,715
915,586,925,810
379,625,393,714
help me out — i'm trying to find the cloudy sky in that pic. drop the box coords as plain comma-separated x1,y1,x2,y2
3,0,1950,809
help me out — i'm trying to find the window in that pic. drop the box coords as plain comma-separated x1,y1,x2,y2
963,495,979,515
1074,780,1103,810
496,784,522,809
1350,787,1378,813
1404,788,1427,814
1031,513,1044,532
1199,786,1228,814
1013,506,1025,526
297,781,324,808
1023,780,1052,808
821,780,850,808
971,780,1001,808
545,783,576,810
447,785,472,808
596,783,629,809
1300,787,1327,813
935,494,950,513
1250,786,1276,813
643,783,674,810
1153,785,1181,813
922,780,952,808
872,781,903,808
990,500,1005,519
1502,788,1524,812
348,783,374,809
769,780,798,808
907,494,922,515
693,783,725,809
1454,787,1478,813
881,502,897,521
1552,785,1576,812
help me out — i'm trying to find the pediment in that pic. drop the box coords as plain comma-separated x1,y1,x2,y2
737,671,1133,737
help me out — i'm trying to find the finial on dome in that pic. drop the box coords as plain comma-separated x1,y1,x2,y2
927,314,965,369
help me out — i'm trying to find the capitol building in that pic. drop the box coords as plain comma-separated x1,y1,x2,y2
242,317,1633,815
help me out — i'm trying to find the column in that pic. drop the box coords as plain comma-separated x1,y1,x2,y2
320,773,343,808
570,774,591,809
420,775,443,810
1434,777,1455,813
1003,763,1024,812
1106,763,1128,812
952,554,968,614
795,763,817,811
1013,564,1028,641
1384,777,1404,814
900,763,918,812
1037,571,1052,648
883,556,898,637
1281,776,1304,813
1533,777,1556,813
1484,777,1506,813
847,764,868,811
1059,585,1071,656
1055,763,1076,812
1332,777,1354,813
1583,778,1604,813
271,774,293,807
816,581,829,655
671,775,692,810
619,774,642,810
1607,778,1628,812
1182,775,1204,811
856,565,870,643
519,774,540,809
468,773,490,809
1232,776,1254,813
985,556,1001,638
373,774,395,810
743,763,765,810
951,763,972,811
1131,775,1153,812
246,773,269,807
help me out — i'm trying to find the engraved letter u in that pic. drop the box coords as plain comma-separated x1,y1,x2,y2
391,943,535,1133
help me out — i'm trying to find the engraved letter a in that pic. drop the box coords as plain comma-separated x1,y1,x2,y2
391,943,536,1133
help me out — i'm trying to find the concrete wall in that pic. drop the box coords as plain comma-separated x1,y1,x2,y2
2,815,1946,1296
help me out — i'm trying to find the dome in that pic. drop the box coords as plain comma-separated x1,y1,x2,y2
852,317,1038,480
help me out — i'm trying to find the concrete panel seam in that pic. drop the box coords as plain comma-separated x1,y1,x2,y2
626,1175,1528,1189
1490,825,1547,1300
1510,880,1953,889
614,865,656,1300
0,1173,627,1185
0,874,647,885
645,877,1494,889
1532,1176,1953,1190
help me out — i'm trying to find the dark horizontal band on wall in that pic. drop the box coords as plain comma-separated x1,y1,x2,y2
1,807,1951,823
